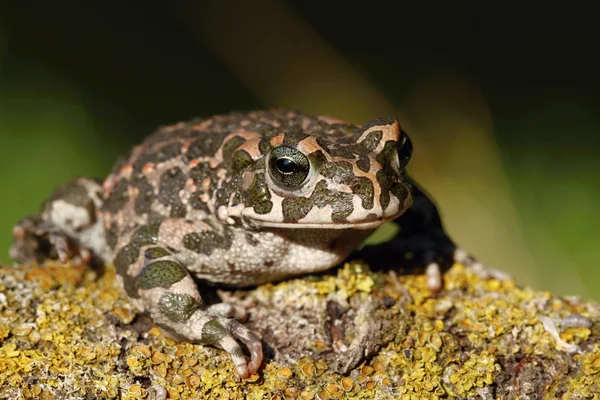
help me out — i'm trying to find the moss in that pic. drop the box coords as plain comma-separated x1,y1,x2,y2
1,260,599,399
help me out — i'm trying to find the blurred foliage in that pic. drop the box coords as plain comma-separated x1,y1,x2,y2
0,1,598,299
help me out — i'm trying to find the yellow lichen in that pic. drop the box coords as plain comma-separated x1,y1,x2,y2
1,260,599,399
556,344,600,399
448,351,500,396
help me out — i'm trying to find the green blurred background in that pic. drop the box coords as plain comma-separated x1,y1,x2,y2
0,1,598,299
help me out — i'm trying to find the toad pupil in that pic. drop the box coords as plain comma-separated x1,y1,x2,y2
275,157,297,174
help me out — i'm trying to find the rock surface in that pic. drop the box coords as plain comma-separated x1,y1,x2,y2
1,260,599,399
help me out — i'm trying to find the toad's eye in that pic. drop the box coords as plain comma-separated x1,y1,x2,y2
268,146,311,188
397,130,413,170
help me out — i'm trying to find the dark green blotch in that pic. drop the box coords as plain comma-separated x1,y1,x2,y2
157,167,187,217
158,167,186,206
47,182,91,208
311,180,353,222
308,151,327,171
245,173,273,214
282,197,313,222
105,224,119,249
185,133,228,160
245,121,278,135
376,170,392,210
282,179,354,223
283,130,309,146
147,214,165,236
44,181,99,228
158,293,200,323
114,226,156,274
332,208,353,222
113,225,159,297
136,260,188,290
189,195,210,212
170,203,187,218
360,130,383,151
391,182,409,207
221,136,246,161
374,141,405,210
189,163,217,186
320,160,353,180
375,140,398,167
201,320,229,345
360,117,396,131
356,155,370,173
327,144,356,159
154,142,182,163
132,142,182,172
231,150,253,170
145,246,170,260
258,137,272,155
115,243,142,297
115,243,137,276
188,163,218,211
188,162,218,183
335,136,357,145
216,188,229,206
349,177,374,210
103,179,129,214
131,175,155,215
304,118,327,134
133,224,160,245
183,229,233,256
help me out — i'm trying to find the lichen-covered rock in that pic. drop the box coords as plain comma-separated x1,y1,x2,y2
1,261,599,399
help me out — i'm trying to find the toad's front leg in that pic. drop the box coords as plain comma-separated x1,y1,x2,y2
359,176,510,293
113,225,263,378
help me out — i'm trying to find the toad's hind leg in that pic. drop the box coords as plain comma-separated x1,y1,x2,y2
10,178,106,265
113,225,263,379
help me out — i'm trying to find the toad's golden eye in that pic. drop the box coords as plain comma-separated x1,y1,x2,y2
268,146,311,188
397,130,413,170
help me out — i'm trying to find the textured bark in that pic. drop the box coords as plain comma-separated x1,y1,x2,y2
0,261,598,399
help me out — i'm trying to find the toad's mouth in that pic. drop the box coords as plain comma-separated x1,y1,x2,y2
250,217,397,231
239,193,411,231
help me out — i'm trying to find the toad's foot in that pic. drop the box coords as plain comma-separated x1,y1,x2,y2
157,307,263,378
113,228,263,378
452,247,512,282
358,235,511,295
10,215,92,266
